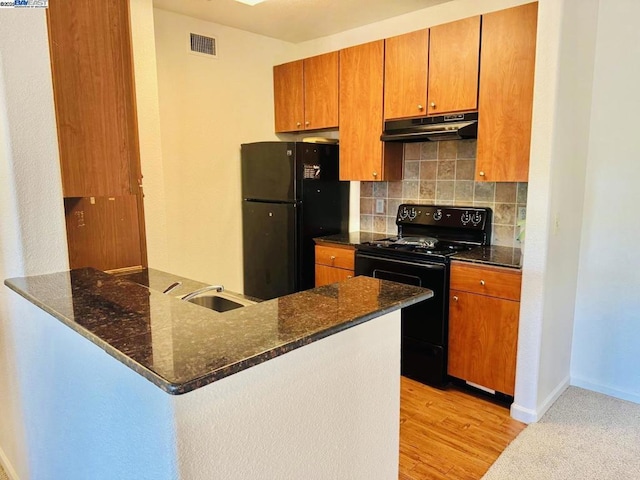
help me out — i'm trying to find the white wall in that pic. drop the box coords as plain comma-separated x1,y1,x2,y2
571,0,640,403
129,0,170,271
8,297,177,480
175,310,401,479
153,9,296,292
0,9,69,479
512,0,600,422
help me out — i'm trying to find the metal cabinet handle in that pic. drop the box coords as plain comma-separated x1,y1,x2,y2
305,121,310,126
347,275,353,279
452,295,459,302
479,171,486,177
480,280,485,286
330,255,336,260
418,104,423,110
296,122,301,127
372,172,378,178
430,102,436,108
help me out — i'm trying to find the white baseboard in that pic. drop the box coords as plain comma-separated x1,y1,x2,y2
571,376,640,405
0,444,19,480
511,376,570,424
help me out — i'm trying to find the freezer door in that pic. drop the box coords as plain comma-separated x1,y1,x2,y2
241,142,298,202
242,201,299,300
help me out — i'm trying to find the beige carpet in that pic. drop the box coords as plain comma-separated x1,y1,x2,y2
0,463,8,480
483,386,640,479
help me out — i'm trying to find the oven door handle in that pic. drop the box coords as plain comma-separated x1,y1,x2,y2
355,252,446,271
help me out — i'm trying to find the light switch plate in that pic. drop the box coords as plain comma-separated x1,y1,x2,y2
375,199,385,214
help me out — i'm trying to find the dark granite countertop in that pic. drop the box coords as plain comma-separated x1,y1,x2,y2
314,232,388,247
452,246,522,269
113,268,262,303
4,268,432,395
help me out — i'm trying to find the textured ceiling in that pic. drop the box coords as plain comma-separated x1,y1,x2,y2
153,0,453,43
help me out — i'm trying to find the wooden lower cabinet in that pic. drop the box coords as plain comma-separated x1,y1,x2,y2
448,262,522,395
314,244,355,287
64,196,144,272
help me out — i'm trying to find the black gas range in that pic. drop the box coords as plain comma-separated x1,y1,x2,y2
355,204,492,388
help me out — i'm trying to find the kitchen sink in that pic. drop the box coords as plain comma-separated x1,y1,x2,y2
184,292,256,313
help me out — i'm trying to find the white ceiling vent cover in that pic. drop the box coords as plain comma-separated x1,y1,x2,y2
189,32,217,58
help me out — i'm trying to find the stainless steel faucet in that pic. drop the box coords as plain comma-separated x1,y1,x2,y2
180,285,224,302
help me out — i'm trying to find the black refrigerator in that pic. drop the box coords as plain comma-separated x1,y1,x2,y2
241,142,349,300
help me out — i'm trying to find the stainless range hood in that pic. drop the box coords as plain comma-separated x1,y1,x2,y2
381,112,478,143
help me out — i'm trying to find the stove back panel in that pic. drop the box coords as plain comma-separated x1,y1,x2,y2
396,204,492,245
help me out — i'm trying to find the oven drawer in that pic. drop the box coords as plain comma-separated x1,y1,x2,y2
315,244,355,270
450,262,521,301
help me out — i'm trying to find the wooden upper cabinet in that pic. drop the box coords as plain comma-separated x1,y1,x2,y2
428,16,480,115
304,52,339,130
340,41,403,181
273,60,304,132
384,29,429,120
274,52,338,133
477,2,538,182
47,0,140,198
383,17,480,120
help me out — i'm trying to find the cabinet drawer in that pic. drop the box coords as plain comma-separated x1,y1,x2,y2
315,264,353,287
450,262,522,301
315,244,355,270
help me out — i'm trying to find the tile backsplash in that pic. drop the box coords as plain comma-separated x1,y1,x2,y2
360,140,527,247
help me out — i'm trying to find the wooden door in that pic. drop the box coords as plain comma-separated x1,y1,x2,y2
476,2,538,182
274,60,304,132
47,0,140,198
64,196,143,272
304,52,339,130
383,29,429,120
428,16,481,115
48,0,147,271
448,290,520,395
340,41,403,181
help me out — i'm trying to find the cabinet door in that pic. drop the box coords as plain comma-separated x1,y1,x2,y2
315,265,353,287
340,41,403,181
448,290,520,395
384,29,429,120
48,0,140,197
304,52,339,130
477,2,538,182
428,16,480,115
274,60,304,132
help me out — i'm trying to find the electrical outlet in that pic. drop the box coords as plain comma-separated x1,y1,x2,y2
517,206,527,221
375,199,385,214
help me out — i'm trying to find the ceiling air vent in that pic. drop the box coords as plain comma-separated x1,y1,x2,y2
189,32,217,58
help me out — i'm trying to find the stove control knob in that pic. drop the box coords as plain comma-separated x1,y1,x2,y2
408,208,417,220
433,209,443,221
399,206,409,220
461,211,471,225
471,211,483,226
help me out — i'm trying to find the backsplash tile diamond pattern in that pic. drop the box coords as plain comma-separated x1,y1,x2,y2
360,140,527,247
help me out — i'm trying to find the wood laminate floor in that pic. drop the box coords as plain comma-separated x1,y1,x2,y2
399,377,526,480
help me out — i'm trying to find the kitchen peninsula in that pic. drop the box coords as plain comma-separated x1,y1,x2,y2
4,269,431,479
